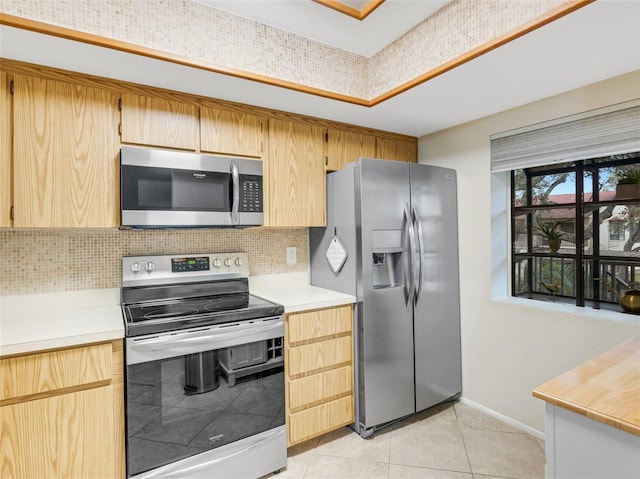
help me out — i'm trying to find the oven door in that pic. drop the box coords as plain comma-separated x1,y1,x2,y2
125,316,285,478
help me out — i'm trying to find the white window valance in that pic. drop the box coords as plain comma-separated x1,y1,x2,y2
490,99,640,173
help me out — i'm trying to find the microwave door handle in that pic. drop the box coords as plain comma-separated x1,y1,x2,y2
230,159,240,225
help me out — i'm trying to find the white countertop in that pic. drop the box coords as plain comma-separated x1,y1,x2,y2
0,272,355,357
0,288,124,357
250,272,356,313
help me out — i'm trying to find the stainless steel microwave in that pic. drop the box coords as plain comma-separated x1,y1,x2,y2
120,146,263,228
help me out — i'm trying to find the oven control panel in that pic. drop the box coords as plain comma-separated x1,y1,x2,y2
172,256,210,273
123,252,249,286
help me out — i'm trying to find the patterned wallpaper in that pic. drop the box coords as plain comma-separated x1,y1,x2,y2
0,0,369,98
0,228,308,295
369,0,565,98
0,0,566,100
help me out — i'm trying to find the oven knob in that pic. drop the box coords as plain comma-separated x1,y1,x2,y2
224,258,233,267
130,262,141,273
213,258,222,268
145,261,155,273
235,257,243,266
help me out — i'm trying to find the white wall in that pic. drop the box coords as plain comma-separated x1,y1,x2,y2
418,70,640,434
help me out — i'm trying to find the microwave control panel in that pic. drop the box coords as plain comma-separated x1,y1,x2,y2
240,175,263,212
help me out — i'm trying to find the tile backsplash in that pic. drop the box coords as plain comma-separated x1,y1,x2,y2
0,228,308,295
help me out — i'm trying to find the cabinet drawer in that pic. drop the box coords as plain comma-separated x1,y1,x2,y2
288,365,352,411
288,395,354,446
1,343,112,402
288,336,351,377
288,305,352,343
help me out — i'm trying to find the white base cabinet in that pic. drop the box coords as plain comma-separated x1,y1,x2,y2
544,404,640,479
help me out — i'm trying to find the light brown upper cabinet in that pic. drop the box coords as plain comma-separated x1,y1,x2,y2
1,72,11,227
266,119,326,227
326,129,376,172
376,137,418,163
12,74,120,228
120,93,197,150
200,107,264,158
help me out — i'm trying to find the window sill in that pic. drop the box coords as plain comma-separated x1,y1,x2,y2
491,295,640,326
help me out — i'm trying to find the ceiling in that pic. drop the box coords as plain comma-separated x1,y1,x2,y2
194,0,451,56
1,0,639,138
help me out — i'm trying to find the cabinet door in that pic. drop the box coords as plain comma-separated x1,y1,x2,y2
12,74,120,228
266,119,325,226
326,129,376,172
120,92,197,150
288,395,353,446
200,106,263,158
1,386,117,479
1,71,11,227
376,137,417,163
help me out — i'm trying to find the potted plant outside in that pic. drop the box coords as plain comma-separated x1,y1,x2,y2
535,219,566,253
616,169,640,200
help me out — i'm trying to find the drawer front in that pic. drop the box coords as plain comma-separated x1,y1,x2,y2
1,342,112,402
288,365,352,411
288,336,352,377
288,305,352,343
288,395,354,446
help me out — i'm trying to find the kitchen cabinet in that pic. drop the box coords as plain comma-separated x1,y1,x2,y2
533,336,640,479
120,92,198,150
1,71,11,227
201,106,264,158
0,340,125,479
326,128,376,172
542,403,640,478
12,74,120,228
376,137,417,163
285,305,354,446
266,119,326,227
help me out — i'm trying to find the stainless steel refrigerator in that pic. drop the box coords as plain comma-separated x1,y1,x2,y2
310,158,461,438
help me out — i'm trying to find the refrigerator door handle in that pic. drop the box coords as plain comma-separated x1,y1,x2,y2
412,204,425,305
403,203,416,307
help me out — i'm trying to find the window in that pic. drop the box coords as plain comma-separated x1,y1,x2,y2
609,220,625,241
511,153,640,310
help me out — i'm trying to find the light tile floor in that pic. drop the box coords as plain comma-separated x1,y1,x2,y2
268,401,545,479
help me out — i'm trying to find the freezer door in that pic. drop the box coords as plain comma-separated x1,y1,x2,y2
410,164,462,412
357,159,415,429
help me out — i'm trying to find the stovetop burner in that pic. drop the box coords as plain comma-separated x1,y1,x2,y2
142,306,199,320
121,253,284,337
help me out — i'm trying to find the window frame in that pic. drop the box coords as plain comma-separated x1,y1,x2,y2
511,154,640,310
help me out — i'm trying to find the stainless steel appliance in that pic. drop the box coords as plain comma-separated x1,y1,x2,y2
122,253,286,478
120,146,263,228
310,158,461,438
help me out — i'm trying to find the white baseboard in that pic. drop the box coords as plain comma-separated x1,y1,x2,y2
459,396,546,440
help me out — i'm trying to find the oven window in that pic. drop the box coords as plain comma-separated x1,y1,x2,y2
122,165,172,210
172,170,230,211
138,178,171,208
126,340,284,477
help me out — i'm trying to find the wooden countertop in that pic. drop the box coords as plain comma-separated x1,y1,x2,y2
533,336,640,436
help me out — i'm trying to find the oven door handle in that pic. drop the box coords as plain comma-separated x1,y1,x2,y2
126,316,283,364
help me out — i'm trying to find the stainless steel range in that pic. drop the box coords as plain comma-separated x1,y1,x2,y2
122,253,286,479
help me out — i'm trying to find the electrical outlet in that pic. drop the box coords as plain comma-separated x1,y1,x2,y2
286,247,297,264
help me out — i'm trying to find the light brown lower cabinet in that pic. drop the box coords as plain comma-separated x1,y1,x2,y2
0,340,125,479
285,305,354,447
